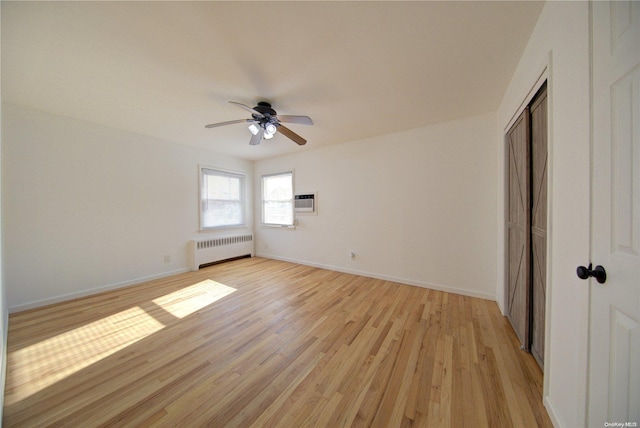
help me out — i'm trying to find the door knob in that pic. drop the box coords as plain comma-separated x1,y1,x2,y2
576,263,607,284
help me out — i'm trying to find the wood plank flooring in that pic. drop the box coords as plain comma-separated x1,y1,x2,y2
3,257,551,427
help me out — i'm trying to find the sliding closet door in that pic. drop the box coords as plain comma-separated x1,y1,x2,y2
506,108,531,349
530,86,547,368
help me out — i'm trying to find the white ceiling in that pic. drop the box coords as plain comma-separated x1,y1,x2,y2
2,1,544,161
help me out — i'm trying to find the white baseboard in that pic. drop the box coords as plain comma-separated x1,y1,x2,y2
256,252,496,301
0,308,8,422
9,267,190,313
496,297,505,315
11,255,499,311
544,395,563,428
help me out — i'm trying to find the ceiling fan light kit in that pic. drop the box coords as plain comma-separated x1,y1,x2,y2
248,123,260,135
205,101,313,146
264,123,277,135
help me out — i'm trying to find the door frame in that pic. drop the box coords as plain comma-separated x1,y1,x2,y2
502,65,552,395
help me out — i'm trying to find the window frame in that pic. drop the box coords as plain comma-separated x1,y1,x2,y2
199,166,247,231
261,171,295,228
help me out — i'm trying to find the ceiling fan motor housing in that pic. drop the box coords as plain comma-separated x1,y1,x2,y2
253,102,277,117
253,102,279,130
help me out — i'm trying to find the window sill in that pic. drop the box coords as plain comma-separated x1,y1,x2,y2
260,224,296,230
199,224,249,233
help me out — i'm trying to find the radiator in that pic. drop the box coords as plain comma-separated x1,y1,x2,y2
191,234,253,271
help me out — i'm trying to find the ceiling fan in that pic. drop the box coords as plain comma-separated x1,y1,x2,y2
205,101,313,146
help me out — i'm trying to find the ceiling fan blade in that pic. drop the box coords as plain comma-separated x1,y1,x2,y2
277,124,307,146
205,118,255,129
249,131,263,145
229,101,263,118
277,115,314,126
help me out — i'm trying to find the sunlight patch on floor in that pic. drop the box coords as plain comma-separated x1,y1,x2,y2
5,306,164,405
5,280,237,405
151,279,237,318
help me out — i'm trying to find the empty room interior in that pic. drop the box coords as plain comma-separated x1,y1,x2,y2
2,1,639,427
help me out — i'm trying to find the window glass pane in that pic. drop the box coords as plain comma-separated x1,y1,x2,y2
262,172,293,226
202,200,243,228
201,168,245,229
264,174,292,200
206,175,240,200
264,201,293,225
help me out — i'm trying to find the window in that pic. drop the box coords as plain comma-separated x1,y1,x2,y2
262,171,294,226
200,167,245,229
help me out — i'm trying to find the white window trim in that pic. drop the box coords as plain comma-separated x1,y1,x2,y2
199,165,247,231
261,170,296,229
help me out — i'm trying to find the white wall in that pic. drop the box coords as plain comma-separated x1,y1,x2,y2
254,112,497,300
3,103,253,311
496,2,590,427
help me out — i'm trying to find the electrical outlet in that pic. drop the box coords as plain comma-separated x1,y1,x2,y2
163,255,170,263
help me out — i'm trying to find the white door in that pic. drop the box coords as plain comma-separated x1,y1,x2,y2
588,1,640,426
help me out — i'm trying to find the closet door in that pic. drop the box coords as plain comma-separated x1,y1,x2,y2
506,108,531,349
530,86,547,368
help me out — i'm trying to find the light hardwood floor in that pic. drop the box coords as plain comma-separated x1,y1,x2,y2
4,257,551,427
